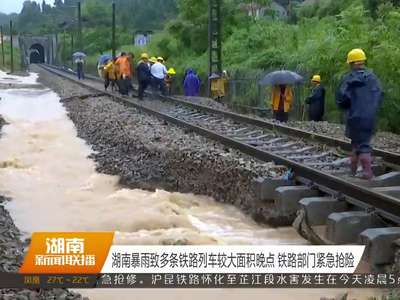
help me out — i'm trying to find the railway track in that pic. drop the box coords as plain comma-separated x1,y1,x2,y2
38,64,400,267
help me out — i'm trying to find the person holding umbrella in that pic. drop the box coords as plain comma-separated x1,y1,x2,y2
306,75,326,122
97,54,112,79
271,84,293,122
259,70,303,123
73,52,86,80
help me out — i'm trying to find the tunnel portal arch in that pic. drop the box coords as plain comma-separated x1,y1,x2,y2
19,36,57,67
29,43,45,64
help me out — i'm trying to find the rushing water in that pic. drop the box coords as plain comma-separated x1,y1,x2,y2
0,71,381,299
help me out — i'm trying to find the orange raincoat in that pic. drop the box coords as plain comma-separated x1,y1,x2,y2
115,55,131,78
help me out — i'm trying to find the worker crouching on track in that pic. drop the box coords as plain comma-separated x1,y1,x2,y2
150,57,167,96
271,84,293,122
136,53,151,100
165,68,176,95
210,71,228,101
306,75,325,122
336,48,384,180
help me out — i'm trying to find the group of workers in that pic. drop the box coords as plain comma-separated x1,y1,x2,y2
271,48,383,180
88,48,383,180
99,52,177,99
97,52,205,100
271,74,325,123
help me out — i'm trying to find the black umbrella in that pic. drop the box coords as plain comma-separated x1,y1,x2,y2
259,70,303,86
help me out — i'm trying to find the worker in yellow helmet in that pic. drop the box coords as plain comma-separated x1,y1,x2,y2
167,68,176,75
305,74,325,121
136,53,151,100
139,53,149,61
149,56,157,65
157,56,165,64
336,48,384,180
165,68,176,95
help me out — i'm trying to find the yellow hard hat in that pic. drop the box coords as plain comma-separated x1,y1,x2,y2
167,68,176,75
157,56,164,62
347,48,366,64
311,75,321,83
140,53,149,59
149,56,157,63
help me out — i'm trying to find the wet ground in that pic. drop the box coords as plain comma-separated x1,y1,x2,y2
0,69,384,299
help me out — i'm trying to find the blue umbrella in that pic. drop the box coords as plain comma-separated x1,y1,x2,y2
259,70,303,86
209,73,220,79
72,51,86,59
98,54,112,65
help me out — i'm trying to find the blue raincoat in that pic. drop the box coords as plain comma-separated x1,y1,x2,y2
336,68,383,152
306,84,325,121
183,69,200,96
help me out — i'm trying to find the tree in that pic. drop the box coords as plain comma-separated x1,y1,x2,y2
81,0,111,27
17,1,44,32
54,0,64,7
42,0,51,13
242,0,271,20
364,0,400,17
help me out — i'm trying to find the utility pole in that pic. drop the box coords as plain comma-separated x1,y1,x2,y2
55,33,58,65
63,30,66,65
208,0,222,96
77,1,82,51
9,20,13,73
0,26,4,67
112,2,116,58
71,33,74,66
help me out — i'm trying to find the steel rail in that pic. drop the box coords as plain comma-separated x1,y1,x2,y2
45,64,400,165
39,64,400,222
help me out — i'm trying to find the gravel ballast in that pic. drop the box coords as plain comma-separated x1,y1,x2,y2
287,120,400,153
36,66,286,220
169,96,400,154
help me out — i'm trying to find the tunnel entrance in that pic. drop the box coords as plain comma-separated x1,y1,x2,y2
29,43,45,64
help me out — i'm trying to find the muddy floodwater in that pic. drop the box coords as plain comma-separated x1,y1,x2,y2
0,71,382,299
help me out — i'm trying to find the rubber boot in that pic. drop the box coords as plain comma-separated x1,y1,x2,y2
350,151,358,176
359,153,374,180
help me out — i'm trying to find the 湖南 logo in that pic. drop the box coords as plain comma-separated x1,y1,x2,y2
20,232,114,274
34,237,96,267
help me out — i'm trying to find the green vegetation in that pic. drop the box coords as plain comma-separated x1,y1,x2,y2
0,41,21,72
5,0,400,132
138,0,400,132
15,0,177,41
0,12,17,27
18,0,177,73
